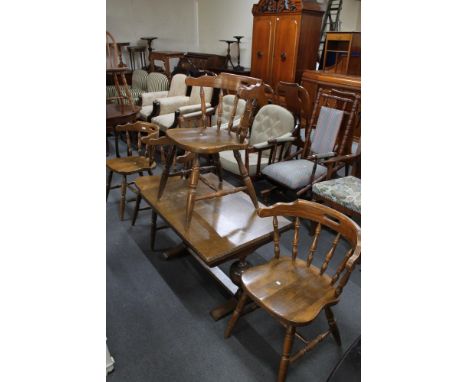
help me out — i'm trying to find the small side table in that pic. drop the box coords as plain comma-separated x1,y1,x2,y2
127,46,147,70
141,36,158,54
148,51,185,78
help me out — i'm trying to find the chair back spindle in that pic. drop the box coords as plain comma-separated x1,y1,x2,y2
306,223,322,266
291,217,301,261
273,215,281,259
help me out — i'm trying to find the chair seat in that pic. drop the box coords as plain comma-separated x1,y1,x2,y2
313,176,361,213
219,150,270,176
242,257,338,325
152,113,175,132
166,127,248,154
261,159,327,190
106,156,156,174
134,175,159,192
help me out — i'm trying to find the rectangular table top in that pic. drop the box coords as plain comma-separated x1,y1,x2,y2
136,173,292,267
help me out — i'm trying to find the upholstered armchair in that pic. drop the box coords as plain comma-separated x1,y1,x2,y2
219,103,295,177
138,73,188,121
106,69,149,105
150,84,214,133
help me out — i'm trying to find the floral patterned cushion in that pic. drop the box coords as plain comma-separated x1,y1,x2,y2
313,176,361,213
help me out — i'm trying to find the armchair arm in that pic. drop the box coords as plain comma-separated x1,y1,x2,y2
141,91,169,106
307,151,336,161
321,152,360,165
251,132,294,150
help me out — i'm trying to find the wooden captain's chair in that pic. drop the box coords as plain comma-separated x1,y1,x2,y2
225,199,361,382
157,78,270,227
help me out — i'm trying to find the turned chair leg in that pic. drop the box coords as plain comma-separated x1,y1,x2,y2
325,306,341,345
213,153,223,185
158,145,176,200
119,175,127,221
186,154,200,227
150,210,157,250
132,193,141,226
106,170,113,201
233,150,258,209
277,325,296,382
224,291,249,338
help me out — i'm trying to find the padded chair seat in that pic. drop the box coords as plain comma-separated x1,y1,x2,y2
166,127,248,154
219,150,270,176
242,257,338,325
152,113,175,132
106,156,156,174
158,96,191,115
262,159,327,190
138,105,153,120
312,176,361,213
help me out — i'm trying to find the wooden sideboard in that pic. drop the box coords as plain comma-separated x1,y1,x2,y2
250,0,325,88
301,70,361,147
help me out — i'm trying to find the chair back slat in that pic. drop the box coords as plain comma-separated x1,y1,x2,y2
199,86,207,129
226,95,239,134
291,217,301,261
137,132,142,155
306,223,322,266
273,216,280,259
319,233,341,275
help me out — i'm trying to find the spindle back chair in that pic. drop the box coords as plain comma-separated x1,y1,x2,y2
275,82,312,158
158,80,271,227
106,31,136,110
106,121,158,220
225,199,361,382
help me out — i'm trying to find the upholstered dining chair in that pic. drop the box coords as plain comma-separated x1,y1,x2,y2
138,73,189,121
224,199,361,382
157,78,269,227
219,103,295,178
312,140,361,218
106,121,158,220
261,88,360,202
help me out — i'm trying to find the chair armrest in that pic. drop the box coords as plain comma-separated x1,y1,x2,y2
141,91,169,106
307,151,336,161
252,132,294,150
178,103,213,115
322,152,360,165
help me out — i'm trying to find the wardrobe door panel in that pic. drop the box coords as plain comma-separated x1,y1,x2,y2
251,16,275,84
271,15,300,86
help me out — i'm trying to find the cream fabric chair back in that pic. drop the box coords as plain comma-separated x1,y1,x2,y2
168,74,188,97
249,104,294,146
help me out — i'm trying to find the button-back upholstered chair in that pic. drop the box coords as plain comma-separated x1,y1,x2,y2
106,121,158,220
225,199,361,382
157,77,272,227
138,73,188,121
261,89,360,201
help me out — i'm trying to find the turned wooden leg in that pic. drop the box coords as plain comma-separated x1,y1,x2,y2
158,145,176,200
150,210,157,250
224,291,249,338
106,170,113,201
132,193,141,226
186,154,200,227
277,325,296,382
213,153,223,185
233,150,258,209
325,306,341,345
119,175,127,220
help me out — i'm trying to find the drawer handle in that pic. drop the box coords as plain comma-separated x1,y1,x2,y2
257,51,263,58
280,52,287,61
